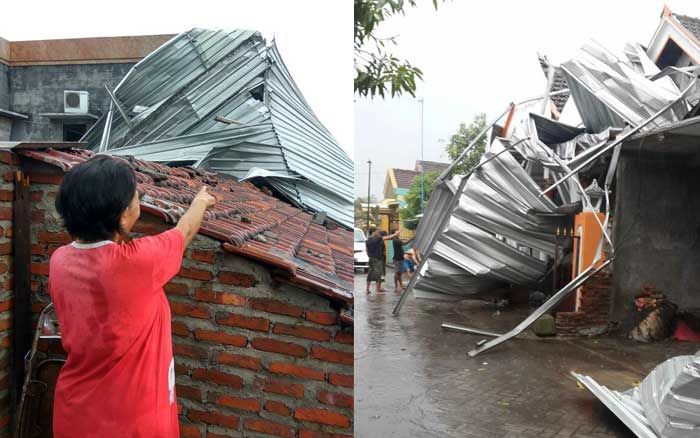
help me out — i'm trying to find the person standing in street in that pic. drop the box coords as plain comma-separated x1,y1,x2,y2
391,232,407,291
365,227,400,294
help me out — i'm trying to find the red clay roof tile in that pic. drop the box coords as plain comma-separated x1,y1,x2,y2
18,148,353,304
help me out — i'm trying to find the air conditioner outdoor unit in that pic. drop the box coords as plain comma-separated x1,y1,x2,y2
64,91,89,114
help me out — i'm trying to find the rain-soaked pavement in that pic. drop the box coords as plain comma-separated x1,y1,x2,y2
355,271,699,438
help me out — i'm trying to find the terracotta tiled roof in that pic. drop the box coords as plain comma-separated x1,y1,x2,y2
538,55,570,113
415,160,449,174
392,168,419,189
673,13,700,42
18,148,353,304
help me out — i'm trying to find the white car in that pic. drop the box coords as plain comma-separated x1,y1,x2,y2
354,227,369,273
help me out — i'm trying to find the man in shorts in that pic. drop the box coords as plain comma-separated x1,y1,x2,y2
404,248,417,279
391,231,407,291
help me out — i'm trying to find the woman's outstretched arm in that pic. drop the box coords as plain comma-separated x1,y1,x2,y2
176,186,216,247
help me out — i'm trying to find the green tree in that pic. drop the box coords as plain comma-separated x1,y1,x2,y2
354,0,441,98
399,171,439,225
445,113,488,175
397,113,488,226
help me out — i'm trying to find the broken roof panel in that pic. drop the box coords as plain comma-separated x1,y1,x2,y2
561,41,691,132
574,353,700,438
84,29,353,228
411,139,559,297
18,148,353,304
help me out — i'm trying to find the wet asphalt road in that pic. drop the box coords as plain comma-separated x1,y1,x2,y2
355,270,699,438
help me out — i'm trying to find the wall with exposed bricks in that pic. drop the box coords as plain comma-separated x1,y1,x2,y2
0,152,17,435
556,272,612,336
0,154,354,437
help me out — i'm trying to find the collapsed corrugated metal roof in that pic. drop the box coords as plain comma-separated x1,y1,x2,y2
83,29,353,228
573,352,700,438
403,38,700,301
561,41,688,132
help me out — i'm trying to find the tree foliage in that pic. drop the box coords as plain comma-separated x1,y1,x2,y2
398,114,488,224
399,171,439,224
354,0,440,98
445,113,488,175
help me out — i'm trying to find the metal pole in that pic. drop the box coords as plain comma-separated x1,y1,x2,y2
441,323,503,338
418,98,424,213
366,159,372,236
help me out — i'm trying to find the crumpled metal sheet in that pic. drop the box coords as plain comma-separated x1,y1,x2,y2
574,353,700,438
409,40,700,301
639,355,700,437
84,29,353,227
561,41,689,132
412,139,559,297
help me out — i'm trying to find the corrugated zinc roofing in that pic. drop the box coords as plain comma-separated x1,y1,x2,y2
82,29,353,228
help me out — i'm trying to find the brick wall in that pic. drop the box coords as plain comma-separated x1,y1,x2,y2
0,152,17,435
11,162,354,437
556,272,612,336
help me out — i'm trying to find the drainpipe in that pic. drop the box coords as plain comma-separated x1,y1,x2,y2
12,168,31,408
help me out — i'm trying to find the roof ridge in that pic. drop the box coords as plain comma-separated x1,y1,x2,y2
672,12,700,21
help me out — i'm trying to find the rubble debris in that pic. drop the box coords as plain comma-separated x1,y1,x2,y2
573,351,700,438
531,314,556,337
529,290,547,307
467,259,612,357
631,288,678,342
674,311,700,342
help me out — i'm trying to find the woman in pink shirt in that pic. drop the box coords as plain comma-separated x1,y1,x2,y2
49,156,215,437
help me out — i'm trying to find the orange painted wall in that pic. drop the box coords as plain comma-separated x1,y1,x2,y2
572,212,606,311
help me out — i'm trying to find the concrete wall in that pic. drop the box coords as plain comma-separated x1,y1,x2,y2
0,118,10,141
8,63,134,140
612,150,700,327
0,63,9,109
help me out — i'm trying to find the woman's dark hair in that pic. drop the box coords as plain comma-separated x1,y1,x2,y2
56,156,137,242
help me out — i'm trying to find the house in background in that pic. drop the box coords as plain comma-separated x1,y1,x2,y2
647,5,700,89
0,34,173,141
382,160,449,208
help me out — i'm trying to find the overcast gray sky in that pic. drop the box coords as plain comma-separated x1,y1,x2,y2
355,0,700,199
1,0,353,158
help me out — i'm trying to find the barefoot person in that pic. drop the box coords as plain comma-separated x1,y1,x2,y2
391,231,407,291
404,248,417,279
49,156,216,438
365,227,400,293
